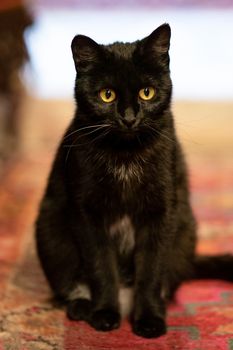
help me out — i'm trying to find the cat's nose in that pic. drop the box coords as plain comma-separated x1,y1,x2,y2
122,115,137,128
122,108,137,128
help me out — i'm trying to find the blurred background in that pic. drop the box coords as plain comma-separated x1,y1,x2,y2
25,2,233,101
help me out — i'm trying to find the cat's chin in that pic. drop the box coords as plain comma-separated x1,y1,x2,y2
118,129,138,140
100,130,142,153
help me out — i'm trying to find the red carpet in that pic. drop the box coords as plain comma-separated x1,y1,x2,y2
0,155,233,349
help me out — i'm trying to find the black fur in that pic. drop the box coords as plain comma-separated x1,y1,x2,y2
36,24,233,338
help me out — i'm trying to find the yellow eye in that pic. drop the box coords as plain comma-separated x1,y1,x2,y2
99,88,116,103
139,87,155,101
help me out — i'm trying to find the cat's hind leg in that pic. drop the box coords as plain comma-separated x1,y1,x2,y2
36,198,121,331
36,198,85,301
36,204,97,324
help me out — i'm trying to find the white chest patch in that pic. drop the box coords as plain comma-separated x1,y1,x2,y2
111,162,143,183
109,215,135,254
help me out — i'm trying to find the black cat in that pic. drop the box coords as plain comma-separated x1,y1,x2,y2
36,24,233,338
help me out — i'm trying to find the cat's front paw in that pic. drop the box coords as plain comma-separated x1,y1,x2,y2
133,315,167,338
67,298,92,321
91,308,121,331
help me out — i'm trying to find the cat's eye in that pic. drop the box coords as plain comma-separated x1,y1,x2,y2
139,87,155,101
99,88,116,103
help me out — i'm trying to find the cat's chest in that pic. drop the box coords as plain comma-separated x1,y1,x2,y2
107,160,144,190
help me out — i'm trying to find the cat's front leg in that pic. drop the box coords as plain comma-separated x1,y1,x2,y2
132,219,170,338
69,214,121,331
68,279,121,331
90,268,121,331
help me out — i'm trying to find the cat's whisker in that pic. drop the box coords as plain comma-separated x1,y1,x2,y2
145,123,176,144
65,135,77,165
153,125,200,147
76,129,111,147
64,125,110,147
64,126,111,164
65,126,107,164
75,126,112,145
155,130,176,144
64,124,110,140
75,124,111,139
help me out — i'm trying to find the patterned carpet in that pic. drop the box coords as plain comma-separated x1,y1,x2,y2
0,154,233,350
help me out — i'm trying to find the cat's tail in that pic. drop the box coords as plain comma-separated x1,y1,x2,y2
193,254,233,281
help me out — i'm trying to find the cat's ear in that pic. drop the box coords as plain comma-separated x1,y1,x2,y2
71,35,102,72
138,24,171,66
146,23,171,55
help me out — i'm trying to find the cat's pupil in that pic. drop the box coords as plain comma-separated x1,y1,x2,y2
105,89,112,99
144,88,150,97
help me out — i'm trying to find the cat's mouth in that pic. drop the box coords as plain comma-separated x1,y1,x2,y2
115,119,141,139
118,127,139,139
118,117,140,130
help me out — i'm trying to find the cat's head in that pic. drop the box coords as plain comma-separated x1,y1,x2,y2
71,24,172,148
